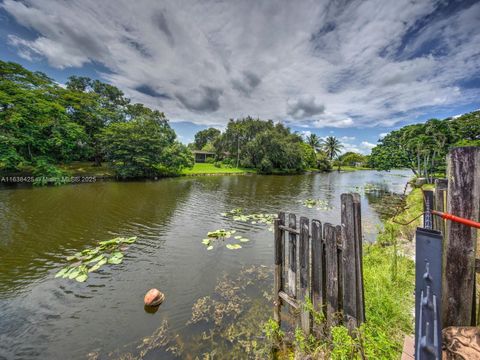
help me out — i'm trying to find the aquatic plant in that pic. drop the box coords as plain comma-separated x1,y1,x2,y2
301,198,331,210
221,208,276,231
201,229,250,250
55,236,136,282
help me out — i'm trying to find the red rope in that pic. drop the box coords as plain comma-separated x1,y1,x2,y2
431,210,480,229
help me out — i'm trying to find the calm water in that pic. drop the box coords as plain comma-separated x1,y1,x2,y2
0,170,410,359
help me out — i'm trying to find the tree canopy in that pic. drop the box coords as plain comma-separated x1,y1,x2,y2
0,60,192,179
368,111,480,179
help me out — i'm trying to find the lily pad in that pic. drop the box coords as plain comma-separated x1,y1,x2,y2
239,238,250,242
226,244,242,250
207,246,214,251
75,274,88,282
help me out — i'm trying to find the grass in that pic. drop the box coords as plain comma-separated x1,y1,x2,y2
60,161,115,177
181,163,254,175
265,185,423,359
336,165,372,171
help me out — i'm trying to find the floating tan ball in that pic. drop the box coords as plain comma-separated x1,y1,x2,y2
144,288,165,306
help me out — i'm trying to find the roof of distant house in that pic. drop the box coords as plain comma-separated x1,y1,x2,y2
192,150,215,155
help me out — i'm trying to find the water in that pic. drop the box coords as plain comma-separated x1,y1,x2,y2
0,170,411,359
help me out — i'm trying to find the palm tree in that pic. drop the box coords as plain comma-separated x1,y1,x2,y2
306,133,321,152
322,136,343,160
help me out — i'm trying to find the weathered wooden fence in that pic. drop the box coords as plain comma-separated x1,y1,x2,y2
422,147,480,328
415,147,480,359
273,193,365,336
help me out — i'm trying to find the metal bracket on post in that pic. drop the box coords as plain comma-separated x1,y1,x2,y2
415,227,443,360
423,190,434,230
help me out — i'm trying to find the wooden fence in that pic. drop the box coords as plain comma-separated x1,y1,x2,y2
422,147,480,328
273,193,365,336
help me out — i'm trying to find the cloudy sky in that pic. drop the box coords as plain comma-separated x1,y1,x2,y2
1,0,479,153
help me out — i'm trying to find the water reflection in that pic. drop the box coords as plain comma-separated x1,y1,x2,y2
0,170,411,359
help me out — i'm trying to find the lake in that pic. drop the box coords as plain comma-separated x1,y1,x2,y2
0,170,411,359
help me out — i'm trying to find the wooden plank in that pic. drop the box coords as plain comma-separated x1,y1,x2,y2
336,225,344,317
325,223,339,327
341,193,358,330
299,217,311,335
311,220,324,318
352,193,365,323
279,291,299,309
279,224,300,235
288,214,297,299
274,213,285,324
434,179,448,235
442,147,480,327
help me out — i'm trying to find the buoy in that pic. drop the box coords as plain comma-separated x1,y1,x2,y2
144,288,165,306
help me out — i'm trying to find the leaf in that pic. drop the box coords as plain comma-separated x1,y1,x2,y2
220,213,227,216
110,251,124,259
239,238,250,242
226,244,242,250
88,258,107,272
68,267,81,279
66,255,77,261
202,239,211,245
234,235,242,240
87,254,105,264
207,246,214,251
75,274,88,282
120,236,137,244
108,257,123,265
55,267,70,278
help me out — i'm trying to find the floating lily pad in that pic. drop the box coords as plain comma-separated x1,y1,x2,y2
239,238,250,242
226,244,242,250
56,237,137,282
207,246,214,251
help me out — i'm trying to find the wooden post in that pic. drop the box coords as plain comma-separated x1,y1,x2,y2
325,223,339,327
288,213,297,298
434,179,447,235
442,147,480,327
311,220,324,320
352,193,365,323
341,193,358,330
299,217,311,335
274,213,285,324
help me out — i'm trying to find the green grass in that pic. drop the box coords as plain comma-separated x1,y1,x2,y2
60,161,115,177
181,163,254,175
336,165,372,171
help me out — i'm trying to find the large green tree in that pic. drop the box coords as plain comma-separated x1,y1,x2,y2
101,113,192,178
369,111,480,180
0,61,87,173
194,127,221,150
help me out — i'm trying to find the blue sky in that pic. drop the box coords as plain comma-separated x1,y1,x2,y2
1,0,479,153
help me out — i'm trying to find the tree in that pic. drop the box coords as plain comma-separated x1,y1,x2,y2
211,117,311,173
306,133,321,152
194,127,221,150
338,152,367,166
322,136,343,160
0,61,87,172
101,114,192,178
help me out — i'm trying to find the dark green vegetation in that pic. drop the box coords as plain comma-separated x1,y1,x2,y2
190,120,361,174
191,118,318,174
55,237,137,283
0,61,192,179
369,111,480,180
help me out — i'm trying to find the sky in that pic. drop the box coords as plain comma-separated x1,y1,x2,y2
1,0,479,153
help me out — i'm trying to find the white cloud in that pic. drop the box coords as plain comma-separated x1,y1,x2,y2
2,0,480,127
361,141,376,149
379,132,389,139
